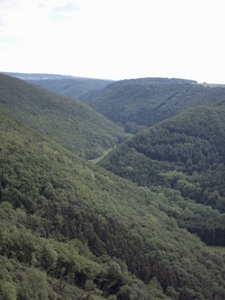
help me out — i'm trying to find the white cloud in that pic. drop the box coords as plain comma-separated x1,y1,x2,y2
0,0,225,82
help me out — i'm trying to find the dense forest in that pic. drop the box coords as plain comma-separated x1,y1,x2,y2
0,74,125,159
1,107,225,299
82,78,225,133
99,101,225,245
1,72,225,299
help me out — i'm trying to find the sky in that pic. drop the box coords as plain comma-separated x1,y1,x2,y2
0,0,225,83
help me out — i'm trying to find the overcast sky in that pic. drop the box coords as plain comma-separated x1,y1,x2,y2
0,0,224,83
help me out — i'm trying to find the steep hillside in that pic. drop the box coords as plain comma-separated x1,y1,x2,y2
99,103,225,244
1,108,225,299
99,103,225,181
83,77,225,133
0,73,125,159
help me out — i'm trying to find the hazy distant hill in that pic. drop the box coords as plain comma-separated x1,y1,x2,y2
1,107,225,299
0,73,125,159
27,78,113,99
3,72,113,99
82,77,225,133
2,72,75,80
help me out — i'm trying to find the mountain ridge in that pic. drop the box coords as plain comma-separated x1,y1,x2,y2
82,77,225,133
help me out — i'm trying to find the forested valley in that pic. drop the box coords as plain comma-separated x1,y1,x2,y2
83,78,225,134
0,73,225,299
99,101,225,246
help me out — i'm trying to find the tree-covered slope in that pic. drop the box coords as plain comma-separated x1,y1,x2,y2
99,103,225,182
99,102,225,245
1,108,225,299
0,73,125,159
83,77,225,133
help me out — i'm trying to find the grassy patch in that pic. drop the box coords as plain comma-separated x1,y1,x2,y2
205,245,225,255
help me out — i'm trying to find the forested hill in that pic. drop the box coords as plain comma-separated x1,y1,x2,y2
99,102,225,245
99,102,225,199
0,73,125,159
80,77,197,102
3,72,113,99
1,107,225,299
82,77,225,133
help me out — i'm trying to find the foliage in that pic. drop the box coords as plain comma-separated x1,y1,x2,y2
0,73,125,159
83,77,225,133
99,104,225,245
1,108,225,299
